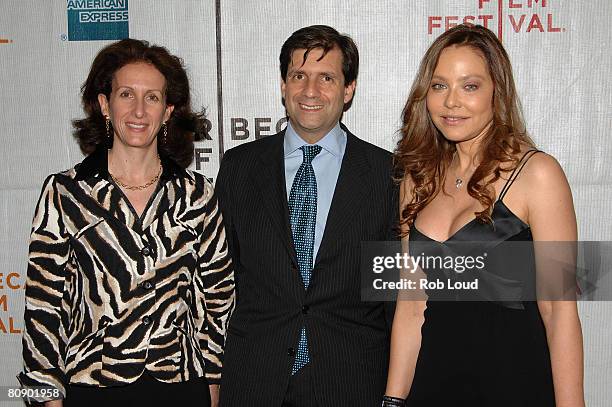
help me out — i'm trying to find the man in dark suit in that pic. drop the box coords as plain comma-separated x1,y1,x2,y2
216,25,397,406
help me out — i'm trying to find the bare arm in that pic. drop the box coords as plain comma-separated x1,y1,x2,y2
385,295,427,397
525,154,584,407
384,180,427,398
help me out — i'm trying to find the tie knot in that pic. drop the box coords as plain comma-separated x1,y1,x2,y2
300,145,322,164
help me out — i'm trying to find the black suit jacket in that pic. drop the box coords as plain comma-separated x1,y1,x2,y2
216,125,397,406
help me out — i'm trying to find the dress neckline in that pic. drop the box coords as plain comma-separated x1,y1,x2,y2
411,149,540,244
412,200,529,244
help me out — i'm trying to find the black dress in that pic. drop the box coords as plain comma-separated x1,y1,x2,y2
406,151,556,407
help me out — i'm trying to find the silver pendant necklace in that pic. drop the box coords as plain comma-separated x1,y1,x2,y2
452,153,472,189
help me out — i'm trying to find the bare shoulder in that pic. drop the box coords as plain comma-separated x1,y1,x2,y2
519,151,571,193
516,152,576,234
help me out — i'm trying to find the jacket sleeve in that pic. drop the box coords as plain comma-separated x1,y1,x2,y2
194,179,235,384
18,174,70,402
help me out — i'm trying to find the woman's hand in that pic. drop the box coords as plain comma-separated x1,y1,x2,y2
44,400,63,407
209,384,219,407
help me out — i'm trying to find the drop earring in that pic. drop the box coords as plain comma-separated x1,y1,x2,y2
105,116,111,139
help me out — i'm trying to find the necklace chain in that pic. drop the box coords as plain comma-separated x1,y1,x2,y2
110,163,162,191
452,153,473,189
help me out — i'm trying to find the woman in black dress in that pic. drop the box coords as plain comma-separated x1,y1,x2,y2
383,24,584,406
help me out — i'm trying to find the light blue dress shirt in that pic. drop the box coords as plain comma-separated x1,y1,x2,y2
284,122,347,265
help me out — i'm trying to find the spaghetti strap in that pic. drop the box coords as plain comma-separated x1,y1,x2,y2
498,149,542,201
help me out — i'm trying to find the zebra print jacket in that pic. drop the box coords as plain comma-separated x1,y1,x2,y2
19,148,235,401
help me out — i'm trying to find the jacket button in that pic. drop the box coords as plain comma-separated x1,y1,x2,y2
141,281,153,290
287,347,296,357
301,305,309,314
141,246,151,257
142,316,152,325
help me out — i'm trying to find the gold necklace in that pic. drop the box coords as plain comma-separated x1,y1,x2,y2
110,163,162,191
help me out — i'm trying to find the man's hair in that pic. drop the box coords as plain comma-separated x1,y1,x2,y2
279,25,359,85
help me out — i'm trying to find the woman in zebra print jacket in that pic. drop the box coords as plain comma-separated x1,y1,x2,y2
19,39,234,406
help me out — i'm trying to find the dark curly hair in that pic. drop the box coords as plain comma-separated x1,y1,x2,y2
394,24,534,233
72,38,207,168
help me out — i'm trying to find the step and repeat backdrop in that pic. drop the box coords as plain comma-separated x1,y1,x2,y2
0,0,610,405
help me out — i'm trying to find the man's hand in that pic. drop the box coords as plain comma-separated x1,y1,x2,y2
209,384,220,407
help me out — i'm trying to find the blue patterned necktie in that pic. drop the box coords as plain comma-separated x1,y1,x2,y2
288,144,321,374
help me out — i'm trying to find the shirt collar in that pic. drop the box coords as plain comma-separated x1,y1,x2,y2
283,121,345,158
74,144,187,182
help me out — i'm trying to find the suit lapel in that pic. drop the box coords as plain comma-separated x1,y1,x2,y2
252,133,298,265
315,131,371,265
